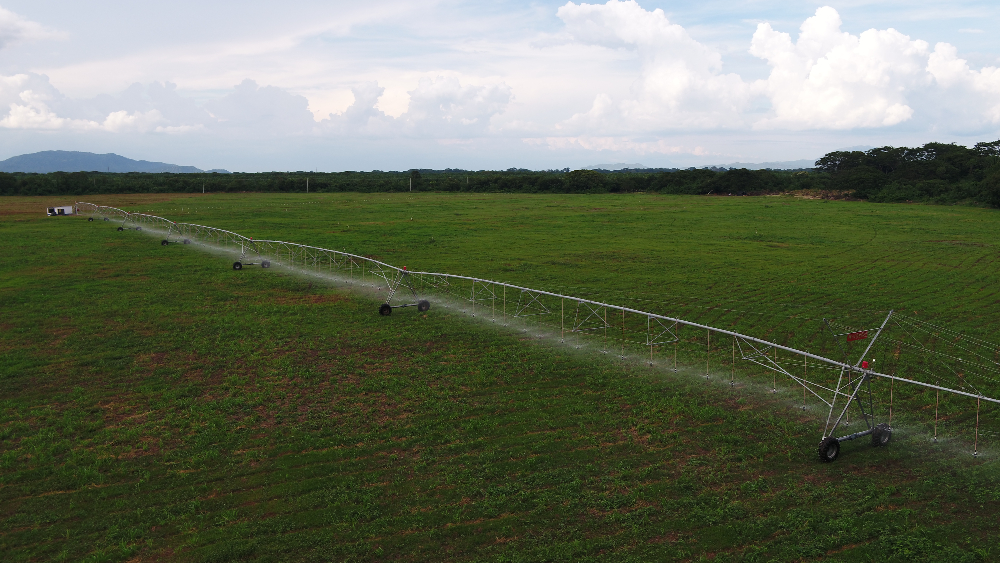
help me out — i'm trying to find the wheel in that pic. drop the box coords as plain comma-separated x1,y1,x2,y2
103,217,109,221
183,239,191,245
379,304,392,316
261,260,270,268
417,300,430,312
161,240,169,246
88,217,94,222
117,226,124,231
136,227,142,231
818,436,840,462
871,423,892,447
233,261,243,270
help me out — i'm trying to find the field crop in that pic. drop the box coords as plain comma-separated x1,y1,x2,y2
2,193,999,561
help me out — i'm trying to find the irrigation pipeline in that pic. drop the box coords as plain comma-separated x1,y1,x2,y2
76,202,999,457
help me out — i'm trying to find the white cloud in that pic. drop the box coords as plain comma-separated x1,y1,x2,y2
373,79,413,118
0,73,63,112
319,77,512,137
0,91,168,132
101,109,165,133
0,6,62,50
102,82,209,126
0,89,73,129
0,73,513,139
0,73,221,133
0,76,100,131
927,43,1000,123
404,76,512,132
303,88,355,121
321,81,395,135
337,81,384,123
204,79,316,134
556,0,750,132
749,6,929,130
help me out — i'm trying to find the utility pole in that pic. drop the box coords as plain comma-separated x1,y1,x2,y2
307,177,309,193
409,177,412,192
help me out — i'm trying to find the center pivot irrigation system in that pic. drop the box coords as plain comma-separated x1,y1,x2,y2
77,202,1000,463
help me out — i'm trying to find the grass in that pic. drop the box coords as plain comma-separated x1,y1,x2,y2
1,193,999,561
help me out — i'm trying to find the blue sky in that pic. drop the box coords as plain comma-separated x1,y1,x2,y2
0,1,998,171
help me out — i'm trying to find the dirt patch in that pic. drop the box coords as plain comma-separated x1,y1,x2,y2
926,240,987,247
647,532,682,544
265,292,350,306
792,189,860,201
132,350,219,383
44,325,78,347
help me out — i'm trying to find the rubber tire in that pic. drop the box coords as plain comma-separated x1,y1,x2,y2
261,260,271,268
417,300,430,312
117,226,124,231
233,262,243,270
183,239,191,245
871,423,892,447
88,217,94,222
161,240,169,246
379,304,392,316
818,436,840,462
136,227,142,231
103,218,109,221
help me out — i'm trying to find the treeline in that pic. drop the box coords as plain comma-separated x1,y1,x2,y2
0,167,820,197
3,140,1000,208
814,140,1000,206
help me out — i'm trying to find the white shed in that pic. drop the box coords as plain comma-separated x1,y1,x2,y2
46,206,75,216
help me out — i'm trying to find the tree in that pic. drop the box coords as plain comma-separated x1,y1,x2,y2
864,146,905,174
835,167,890,199
704,168,780,194
814,151,865,174
973,140,1000,158
981,170,1000,208
562,170,605,193
409,169,422,191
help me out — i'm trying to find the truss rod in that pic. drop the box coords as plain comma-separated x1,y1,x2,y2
77,203,999,408
403,271,1000,404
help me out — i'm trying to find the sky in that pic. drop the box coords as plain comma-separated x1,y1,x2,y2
0,0,999,172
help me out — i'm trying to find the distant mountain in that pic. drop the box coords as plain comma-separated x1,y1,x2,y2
721,159,816,170
0,151,229,173
582,162,648,171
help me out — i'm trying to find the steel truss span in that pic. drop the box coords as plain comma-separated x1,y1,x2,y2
76,202,999,462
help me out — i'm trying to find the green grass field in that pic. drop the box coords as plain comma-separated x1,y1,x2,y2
2,193,1000,561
